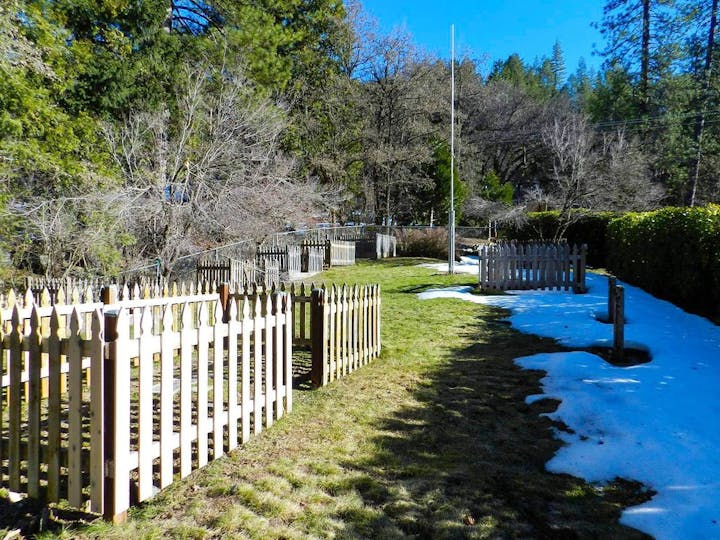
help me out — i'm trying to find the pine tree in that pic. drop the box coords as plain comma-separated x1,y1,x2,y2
550,40,566,90
596,0,681,114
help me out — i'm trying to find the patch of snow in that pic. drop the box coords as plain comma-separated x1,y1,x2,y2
418,270,720,540
421,259,481,275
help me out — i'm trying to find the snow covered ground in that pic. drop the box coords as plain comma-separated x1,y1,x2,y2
418,259,720,540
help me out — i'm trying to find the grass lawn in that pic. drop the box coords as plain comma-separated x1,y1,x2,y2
42,259,650,539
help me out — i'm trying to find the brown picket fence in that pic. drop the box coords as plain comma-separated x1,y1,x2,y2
478,242,587,293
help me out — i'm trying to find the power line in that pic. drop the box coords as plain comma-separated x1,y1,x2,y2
591,108,720,129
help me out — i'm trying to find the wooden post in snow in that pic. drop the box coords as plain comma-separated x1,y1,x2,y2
608,276,617,323
613,285,625,363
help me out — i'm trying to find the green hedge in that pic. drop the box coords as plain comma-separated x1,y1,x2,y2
504,210,617,267
606,205,720,316
502,206,720,316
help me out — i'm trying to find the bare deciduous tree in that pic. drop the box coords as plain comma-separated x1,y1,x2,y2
105,64,323,274
358,28,448,224
533,113,663,238
10,190,131,278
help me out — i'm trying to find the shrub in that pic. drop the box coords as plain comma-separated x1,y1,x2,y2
395,228,448,259
606,205,720,316
504,210,617,267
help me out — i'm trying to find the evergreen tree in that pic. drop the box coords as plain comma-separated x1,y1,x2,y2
567,57,594,109
425,141,468,225
596,0,682,114
550,40,567,90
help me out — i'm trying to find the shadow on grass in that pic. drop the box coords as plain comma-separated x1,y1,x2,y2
335,309,653,539
359,258,443,269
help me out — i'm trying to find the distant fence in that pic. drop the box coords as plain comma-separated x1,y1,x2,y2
270,228,397,263
301,243,325,273
196,258,256,288
255,246,300,276
0,277,381,522
329,241,355,266
375,233,397,259
197,258,279,289
478,242,587,293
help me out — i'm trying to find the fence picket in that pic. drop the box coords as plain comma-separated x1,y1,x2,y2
67,309,84,508
263,293,277,428
89,309,105,513
110,308,131,522
329,286,337,381
47,308,61,502
212,300,225,459
27,308,41,499
272,292,283,421
283,294,292,413
256,296,266,434
137,307,154,502
9,307,21,491
196,301,210,468
227,299,239,450
241,297,251,444
374,285,381,350
160,305,174,488
179,302,193,478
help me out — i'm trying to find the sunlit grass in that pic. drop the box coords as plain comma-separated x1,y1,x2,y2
51,259,651,539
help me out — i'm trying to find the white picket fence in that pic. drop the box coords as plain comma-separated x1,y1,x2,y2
306,284,381,387
478,242,587,293
375,234,397,259
329,241,355,266
302,244,325,273
0,284,292,522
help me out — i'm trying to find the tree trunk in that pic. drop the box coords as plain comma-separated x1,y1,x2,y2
689,0,718,207
640,0,651,114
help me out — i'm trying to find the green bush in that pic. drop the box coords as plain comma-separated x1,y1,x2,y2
503,211,559,241
606,205,720,316
396,228,448,259
504,210,617,267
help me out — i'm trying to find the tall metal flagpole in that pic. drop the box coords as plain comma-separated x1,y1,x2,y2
448,24,456,274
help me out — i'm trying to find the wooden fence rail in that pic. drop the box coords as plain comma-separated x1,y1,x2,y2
478,242,587,293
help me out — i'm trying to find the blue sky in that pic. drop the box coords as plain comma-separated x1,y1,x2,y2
359,0,605,77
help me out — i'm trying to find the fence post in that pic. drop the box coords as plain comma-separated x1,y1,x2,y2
613,285,625,363
89,308,105,513
218,283,230,322
608,276,617,323
574,244,588,293
310,288,327,387
101,285,124,522
301,244,308,273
